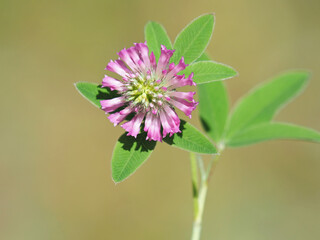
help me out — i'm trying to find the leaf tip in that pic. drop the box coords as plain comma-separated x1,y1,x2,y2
111,175,121,184
144,20,153,27
74,81,80,89
206,12,216,22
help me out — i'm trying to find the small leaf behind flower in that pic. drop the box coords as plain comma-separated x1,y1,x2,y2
172,14,215,64
195,53,230,145
163,120,217,154
182,61,238,84
145,21,173,62
198,82,229,145
74,82,118,108
226,122,320,147
112,132,157,183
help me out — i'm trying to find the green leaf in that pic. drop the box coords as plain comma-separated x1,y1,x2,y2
145,21,173,61
194,52,230,146
112,132,157,182
182,61,238,84
198,81,229,145
225,71,310,140
163,120,217,154
171,14,215,64
74,82,118,108
195,52,211,62
226,122,320,147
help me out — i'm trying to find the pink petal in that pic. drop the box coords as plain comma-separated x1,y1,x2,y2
137,60,147,74
127,47,141,66
145,113,162,141
164,57,188,80
166,73,195,89
149,52,157,70
118,48,138,72
135,43,150,69
168,62,175,71
155,45,174,77
102,75,124,91
168,91,196,102
108,106,134,126
169,98,198,118
163,104,180,126
159,110,180,137
143,112,153,132
106,60,131,78
100,96,126,113
121,112,145,138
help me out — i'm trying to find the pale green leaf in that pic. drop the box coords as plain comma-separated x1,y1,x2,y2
163,120,217,154
74,82,118,108
225,71,310,139
195,52,211,62
182,61,238,84
145,21,173,61
227,122,320,147
112,133,157,182
171,14,215,64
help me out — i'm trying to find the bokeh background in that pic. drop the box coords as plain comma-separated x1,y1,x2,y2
1,0,320,239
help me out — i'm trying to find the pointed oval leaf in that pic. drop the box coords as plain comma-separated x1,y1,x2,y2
163,120,217,154
182,61,238,84
112,133,157,182
225,71,310,139
145,21,173,61
198,81,229,146
171,14,215,64
195,52,211,62
75,82,118,108
226,122,320,147
194,53,230,146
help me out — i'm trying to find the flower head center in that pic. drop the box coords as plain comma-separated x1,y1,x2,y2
126,77,165,109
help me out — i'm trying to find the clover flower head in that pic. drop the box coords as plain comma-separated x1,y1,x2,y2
100,42,198,141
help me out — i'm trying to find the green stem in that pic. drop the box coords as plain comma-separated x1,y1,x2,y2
190,152,199,216
190,152,221,240
191,180,208,240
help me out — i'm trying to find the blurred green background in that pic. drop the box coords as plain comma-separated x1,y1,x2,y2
1,0,320,239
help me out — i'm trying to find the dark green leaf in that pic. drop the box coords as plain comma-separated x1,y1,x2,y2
112,132,157,182
171,14,215,64
145,21,173,61
225,71,310,139
74,82,118,108
226,122,320,147
163,120,217,154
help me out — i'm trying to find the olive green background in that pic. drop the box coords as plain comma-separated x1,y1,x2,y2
1,0,320,239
